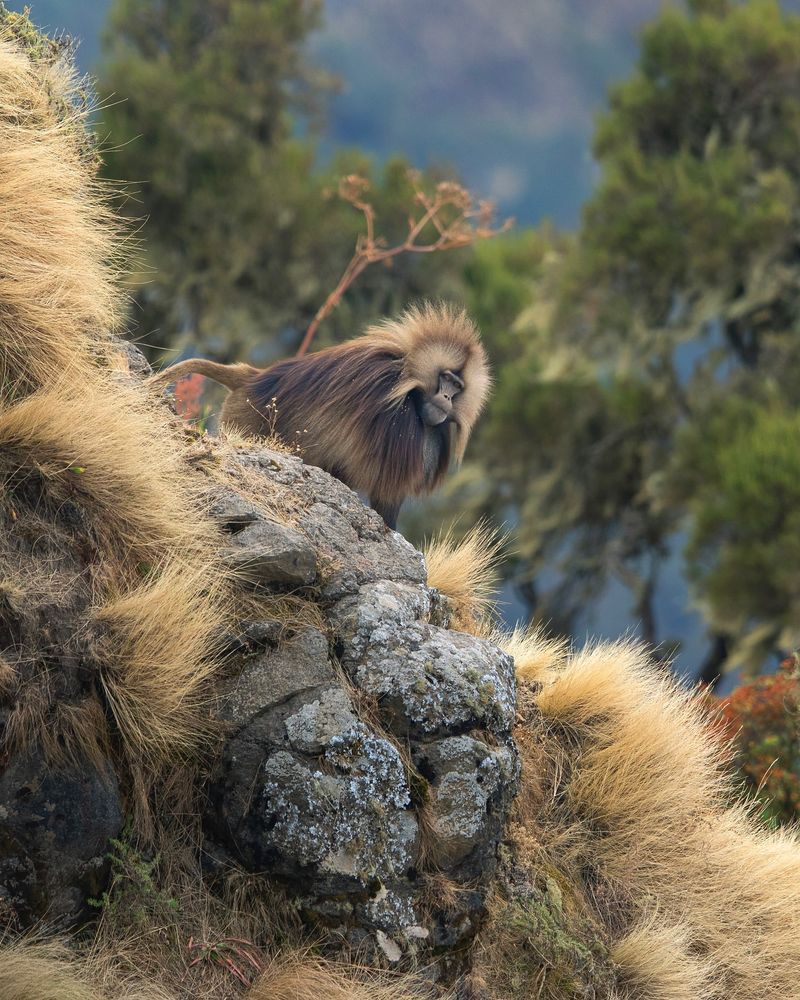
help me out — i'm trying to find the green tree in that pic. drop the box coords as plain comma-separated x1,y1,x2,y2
99,0,329,356
98,0,468,362
573,0,800,674
454,0,800,676
675,400,800,667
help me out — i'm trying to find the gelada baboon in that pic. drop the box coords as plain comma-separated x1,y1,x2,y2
150,303,491,528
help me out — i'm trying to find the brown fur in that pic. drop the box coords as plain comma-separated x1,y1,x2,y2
151,303,491,525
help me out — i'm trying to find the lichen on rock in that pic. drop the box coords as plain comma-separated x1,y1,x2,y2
200,435,520,964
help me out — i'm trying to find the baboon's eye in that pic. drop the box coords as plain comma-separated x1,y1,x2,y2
439,370,465,399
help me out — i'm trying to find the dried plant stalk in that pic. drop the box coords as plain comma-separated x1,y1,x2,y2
296,171,513,356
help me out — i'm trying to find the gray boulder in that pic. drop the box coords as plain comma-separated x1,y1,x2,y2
204,444,520,968
223,519,317,588
0,409,520,971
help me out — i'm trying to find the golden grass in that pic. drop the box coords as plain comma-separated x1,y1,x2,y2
0,652,15,695
612,918,717,1000
512,638,800,1000
4,692,113,776
0,381,231,813
250,954,437,1000
0,36,121,398
215,424,294,455
423,522,503,635
491,624,569,684
0,940,180,1000
0,942,440,1000
93,563,226,770
0,382,218,570
0,941,99,1000
0,9,318,847
535,642,730,880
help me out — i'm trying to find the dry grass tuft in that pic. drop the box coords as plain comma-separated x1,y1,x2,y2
82,825,441,1000
535,640,731,864
0,381,231,811
0,382,218,570
424,522,503,635
511,638,800,1000
213,422,295,458
612,918,717,1000
0,939,180,1000
0,652,15,694
0,35,121,397
0,941,100,1000
0,941,440,1000
231,590,327,643
4,696,113,777
492,625,569,683
250,954,437,1000
93,563,226,772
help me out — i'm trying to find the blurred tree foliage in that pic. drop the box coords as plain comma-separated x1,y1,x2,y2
446,0,800,677
675,400,800,666
98,0,467,361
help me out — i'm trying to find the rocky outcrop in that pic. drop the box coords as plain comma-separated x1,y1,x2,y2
0,367,520,965
204,446,519,966
0,749,122,931
0,446,126,928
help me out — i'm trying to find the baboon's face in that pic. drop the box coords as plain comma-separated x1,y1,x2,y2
418,369,465,426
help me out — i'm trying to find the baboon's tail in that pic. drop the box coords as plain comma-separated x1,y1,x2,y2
149,358,259,391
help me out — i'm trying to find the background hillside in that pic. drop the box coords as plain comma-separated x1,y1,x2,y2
26,0,800,229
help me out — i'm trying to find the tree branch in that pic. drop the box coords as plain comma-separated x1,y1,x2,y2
296,171,513,356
